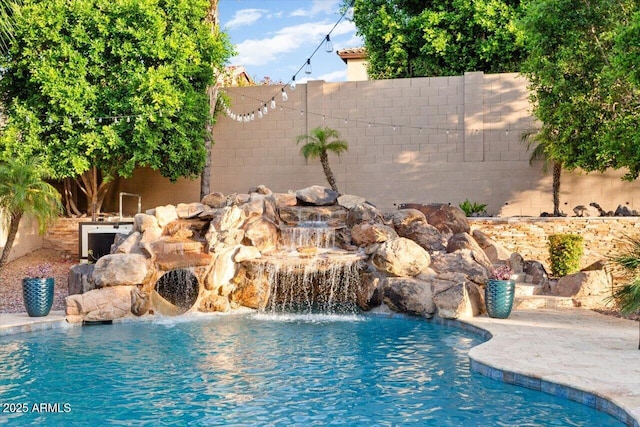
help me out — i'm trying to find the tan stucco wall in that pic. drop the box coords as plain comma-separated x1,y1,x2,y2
0,215,43,262
115,72,640,217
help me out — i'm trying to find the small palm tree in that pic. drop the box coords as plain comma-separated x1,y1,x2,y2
608,234,640,349
296,126,348,192
0,156,62,270
522,128,563,216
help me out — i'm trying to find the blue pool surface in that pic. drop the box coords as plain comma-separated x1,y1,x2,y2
0,313,622,426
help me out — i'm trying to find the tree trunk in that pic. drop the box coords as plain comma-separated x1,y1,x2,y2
0,212,22,270
76,166,112,217
552,161,562,216
63,178,82,217
320,152,338,192
201,0,219,200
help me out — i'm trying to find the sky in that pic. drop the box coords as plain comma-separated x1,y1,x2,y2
218,0,362,85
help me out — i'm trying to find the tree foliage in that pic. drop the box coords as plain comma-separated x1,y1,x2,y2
296,126,348,192
347,0,527,78
520,0,640,180
0,0,233,213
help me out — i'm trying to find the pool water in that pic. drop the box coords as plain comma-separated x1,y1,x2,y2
0,313,622,426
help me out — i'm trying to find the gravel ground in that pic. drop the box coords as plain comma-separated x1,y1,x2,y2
0,249,75,313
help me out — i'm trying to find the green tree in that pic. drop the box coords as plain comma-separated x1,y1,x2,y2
296,126,349,192
0,157,62,269
520,0,639,180
608,234,640,349
0,0,21,55
522,129,564,216
346,0,527,78
0,0,232,215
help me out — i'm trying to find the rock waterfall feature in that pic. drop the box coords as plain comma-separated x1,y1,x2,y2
66,185,488,322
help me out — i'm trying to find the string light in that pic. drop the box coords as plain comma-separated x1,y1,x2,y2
325,35,333,53
290,76,296,91
270,97,276,109
305,59,312,74
281,88,288,102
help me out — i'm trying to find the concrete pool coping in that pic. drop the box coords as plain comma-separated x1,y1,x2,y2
1,307,639,426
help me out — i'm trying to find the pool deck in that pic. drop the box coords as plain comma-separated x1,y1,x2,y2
1,307,639,426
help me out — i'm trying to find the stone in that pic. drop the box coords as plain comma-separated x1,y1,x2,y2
155,205,178,228
114,232,142,255
65,286,135,321
447,232,492,271
614,205,634,216
233,245,262,263
351,223,397,246
248,184,273,196
131,287,151,316
399,203,470,235
201,192,227,208
356,269,384,311
430,274,483,319
208,206,247,232
198,293,231,312
384,209,427,233
397,221,446,253
550,269,613,309
383,277,436,318
371,237,431,277
430,250,489,285
472,229,511,263
205,246,240,293
273,192,298,208
295,185,339,206
523,260,549,286
279,205,347,227
92,254,153,288
68,263,96,295
248,193,278,223
509,253,525,274
337,194,367,209
230,271,270,309
176,203,205,219
242,217,279,253
135,213,163,243
345,203,384,227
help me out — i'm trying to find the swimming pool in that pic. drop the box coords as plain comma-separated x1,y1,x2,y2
0,313,622,426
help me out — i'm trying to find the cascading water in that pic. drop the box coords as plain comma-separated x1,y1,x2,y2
256,219,366,314
152,268,200,316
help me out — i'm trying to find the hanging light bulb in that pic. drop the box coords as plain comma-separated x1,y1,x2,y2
270,97,276,110
127,116,131,123
263,104,268,115
305,58,312,74
250,112,255,121
290,76,296,91
258,109,263,119
281,88,288,102
325,35,333,53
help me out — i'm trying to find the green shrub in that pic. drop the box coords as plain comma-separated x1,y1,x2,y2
548,234,584,276
459,199,487,217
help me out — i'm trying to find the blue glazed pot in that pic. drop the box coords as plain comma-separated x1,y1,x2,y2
485,279,515,319
22,278,55,317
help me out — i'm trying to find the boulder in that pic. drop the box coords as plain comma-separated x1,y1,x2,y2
92,254,153,288
155,204,178,228
68,263,96,295
233,245,262,263
550,269,613,309
351,223,397,246
523,260,549,287
135,213,163,243
447,233,492,271
230,270,270,309
383,277,436,318
198,293,231,312
399,203,470,235
176,203,205,219
279,205,347,227
205,245,240,293
384,209,427,234
242,217,279,252
65,286,135,321
208,206,247,232
201,192,227,208
356,270,385,311
371,237,431,277
248,184,273,196
273,192,298,208
345,203,384,227
131,287,151,316
397,221,446,253
430,250,489,285
114,231,142,255
508,253,525,274
338,194,367,209
429,273,484,319
295,185,339,206
472,229,511,263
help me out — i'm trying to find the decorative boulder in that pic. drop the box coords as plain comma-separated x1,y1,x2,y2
371,237,431,277
447,232,492,271
155,204,178,228
242,217,279,252
338,194,367,209
550,269,613,309
92,254,153,288
397,221,446,253
429,273,484,319
135,213,163,243
68,263,96,295
201,192,227,208
430,250,489,285
199,294,231,312
383,277,436,318
65,286,135,321
351,223,398,246
230,271,270,309
384,209,427,234
176,203,205,219
356,270,384,311
295,185,338,206
400,203,470,235
345,203,384,227
472,229,511,263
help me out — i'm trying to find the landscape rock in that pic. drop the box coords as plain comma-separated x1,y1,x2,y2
351,223,397,246
65,286,135,321
430,250,489,285
400,203,470,235
295,185,338,206
383,277,436,317
201,192,227,208
92,254,153,288
472,229,511,263
371,237,431,277
155,205,178,228
68,263,96,295
550,269,613,309
242,217,279,252
447,232,492,271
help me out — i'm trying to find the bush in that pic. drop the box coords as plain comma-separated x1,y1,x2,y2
459,199,487,217
548,234,584,276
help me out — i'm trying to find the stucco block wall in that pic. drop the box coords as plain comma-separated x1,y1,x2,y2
115,72,640,217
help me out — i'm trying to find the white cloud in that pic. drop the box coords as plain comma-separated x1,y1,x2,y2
226,9,268,29
231,20,356,67
317,69,347,82
290,0,341,18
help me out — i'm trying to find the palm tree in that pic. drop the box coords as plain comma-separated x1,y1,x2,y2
608,234,640,349
0,0,21,56
0,157,62,269
522,129,564,216
296,126,348,192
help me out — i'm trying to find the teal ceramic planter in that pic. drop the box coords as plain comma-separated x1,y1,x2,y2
485,279,515,319
22,278,55,317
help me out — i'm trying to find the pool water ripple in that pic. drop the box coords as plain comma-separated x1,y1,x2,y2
0,313,623,426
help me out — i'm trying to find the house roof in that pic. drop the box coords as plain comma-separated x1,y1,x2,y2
336,47,367,64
